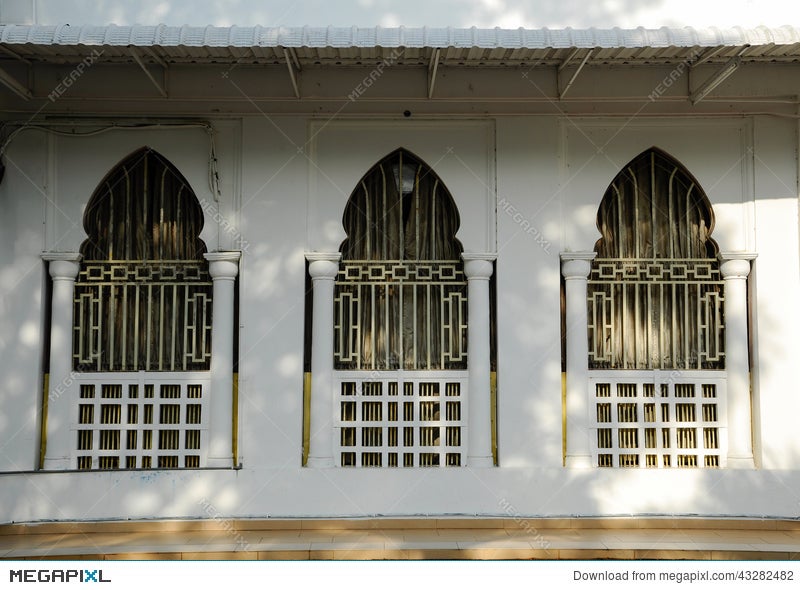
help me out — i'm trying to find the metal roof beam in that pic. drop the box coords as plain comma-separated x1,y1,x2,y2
0,44,32,65
427,48,441,99
283,47,300,99
559,49,593,99
690,56,741,104
142,46,169,70
288,47,302,71
129,46,167,98
557,47,582,72
692,45,726,67
0,65,31,100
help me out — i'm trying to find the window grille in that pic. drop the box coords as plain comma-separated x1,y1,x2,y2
74,261,212,371
335,261,467,370
325,149,471,468
74,376,209,470
589,374,726,468
588,259,724,370
74,147,210,372
63,147,213,471
335,149,466,372
580,149,732,469
334,373,466,467
589,148,722,370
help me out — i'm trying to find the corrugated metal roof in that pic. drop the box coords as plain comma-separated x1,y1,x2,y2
3,23,800,48
1,24,799,66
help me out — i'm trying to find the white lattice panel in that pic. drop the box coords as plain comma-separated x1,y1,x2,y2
588,371,727,468
333,371,467,467
71,373,210,469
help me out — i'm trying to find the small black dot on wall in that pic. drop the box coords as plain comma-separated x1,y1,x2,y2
403,110,411,118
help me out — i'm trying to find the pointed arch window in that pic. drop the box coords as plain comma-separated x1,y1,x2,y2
334,149,467,371
588,148,724,370
73,147,212,372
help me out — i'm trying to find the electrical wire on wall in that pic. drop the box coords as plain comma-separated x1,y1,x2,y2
0,120,223,200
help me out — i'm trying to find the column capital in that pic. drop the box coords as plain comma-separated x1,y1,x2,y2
204,251,241,280
306,252,341,280
719,252,756,280
461,252,496,280
561,251,595,279
42,252,82,280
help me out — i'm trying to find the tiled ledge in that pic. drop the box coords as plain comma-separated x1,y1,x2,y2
1,518,799,560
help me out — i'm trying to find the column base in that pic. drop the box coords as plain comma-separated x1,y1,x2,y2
565,455,594,469
467,456,494,468
726,456,755,469
307,457,335,468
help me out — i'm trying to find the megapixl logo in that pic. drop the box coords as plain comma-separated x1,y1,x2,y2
9,569,111,583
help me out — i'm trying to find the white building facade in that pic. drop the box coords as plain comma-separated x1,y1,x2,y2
0,23,799,523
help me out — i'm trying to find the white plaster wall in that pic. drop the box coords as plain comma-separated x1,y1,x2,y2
1,111,799,522
749,116,800,469
0,123,237,474
2,468,800,522
559,118,752,252
0,130,48,472
48,126,226,253
495,117,563,469
237,116,308,471
307,119,496,254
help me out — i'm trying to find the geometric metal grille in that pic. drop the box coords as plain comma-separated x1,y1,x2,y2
73,261,212,372
588,259,724,370
334,261,467,371
74,375,209,469
589,372,726,468
334,372,467,467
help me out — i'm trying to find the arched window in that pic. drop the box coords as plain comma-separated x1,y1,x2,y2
335,148,467,371
588,148,724,371
582,148,729,469
74,147,212,372
328,149,469,468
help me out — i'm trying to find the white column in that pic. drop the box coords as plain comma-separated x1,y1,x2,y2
42,252,82,470
720,252,756,469
462,253,496,467
561,252,596,469
204,252,241,468
306,252,341,468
